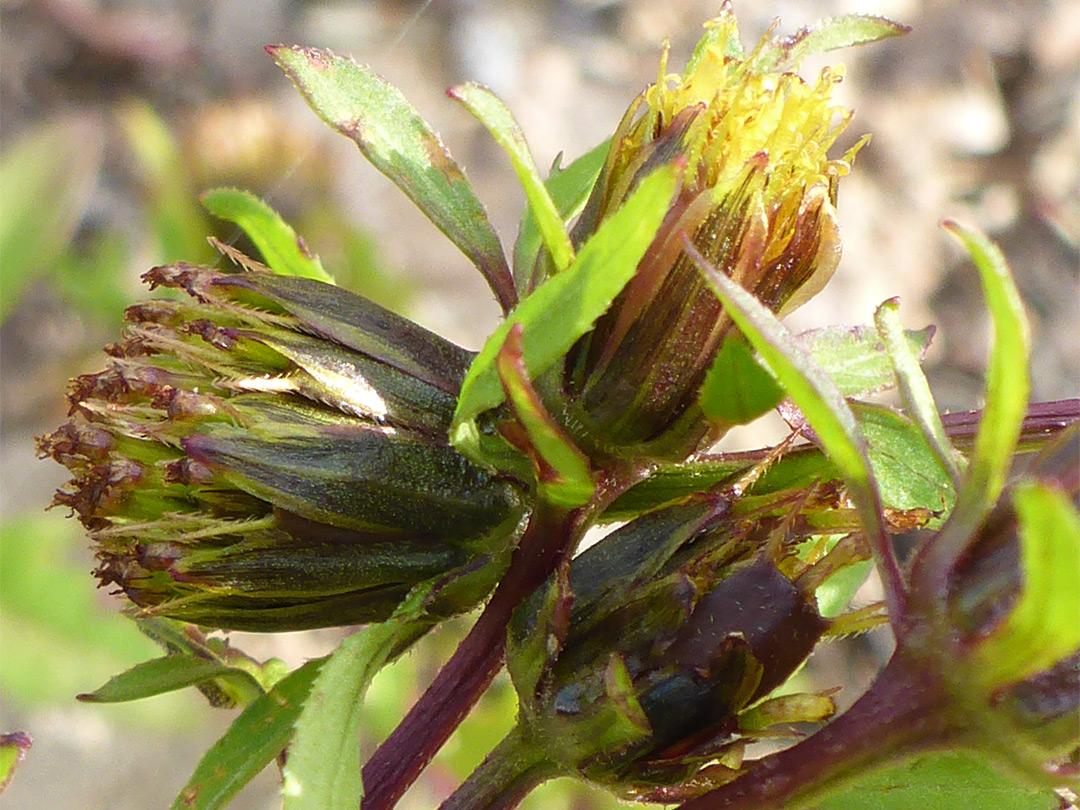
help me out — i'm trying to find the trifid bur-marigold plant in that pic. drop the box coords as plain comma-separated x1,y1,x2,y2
28,4,1079,810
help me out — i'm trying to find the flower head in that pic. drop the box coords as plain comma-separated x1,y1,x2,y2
40,262,527,630
558,11,861,457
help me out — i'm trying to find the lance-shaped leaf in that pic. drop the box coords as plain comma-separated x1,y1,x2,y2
201,188,334,283
913,223,1032,590
450,82,575,273
685,239,902,609
513,140,609,293
940,221,1031,538
496,323,595,508
282,584,434,810
77,655,265,705
452,164,679,460
267,45,516,312
875,298,962,485
171,659,324,810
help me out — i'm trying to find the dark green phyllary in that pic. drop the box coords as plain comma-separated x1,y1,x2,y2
40,260,527,630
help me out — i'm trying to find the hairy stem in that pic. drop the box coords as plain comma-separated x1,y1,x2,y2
439,725,557,810
678,647,956,810
361,502,574,810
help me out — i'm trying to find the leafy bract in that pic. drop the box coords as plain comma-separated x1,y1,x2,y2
497,325,595,508
77,655,264,705
688,242,885,547
267,45,515,312
450,83,574,273
974,481,1080,687
281,585,434,810
171,659,324,810
943,222,1031,535
452,165,678,462
699,337,785,426
853,402,956,520
815,751,1061,810
753,15,911,73
800,324,934,397
513,140,609,294
201,189,333,283
875,299,962,484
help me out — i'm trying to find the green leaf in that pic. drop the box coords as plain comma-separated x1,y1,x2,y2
268,45,515,312
875,299,962,485
801,324,935,398
688,242,886,552
815,751,1061,810
753,15,911,73
0,114,103,320
282,586,434,810
815,559,874,619
496,324,594,508
852,402,956,518
975,481,1080,687
452,164,678,455
699,336,785,426
0,733,31,795
201,189,334,283
942,222,1031,535
701,324,934,429
77,655,265,705
171,659,324,810
450,83,574,273
512,140,609,293
601,446,833,523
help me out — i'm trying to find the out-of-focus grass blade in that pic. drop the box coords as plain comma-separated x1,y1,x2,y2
0,115,104,320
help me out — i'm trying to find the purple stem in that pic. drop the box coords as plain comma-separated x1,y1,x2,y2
360,503,573,810
678,647,956,810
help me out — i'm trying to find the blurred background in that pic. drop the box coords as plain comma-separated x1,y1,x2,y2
1,0,1076,808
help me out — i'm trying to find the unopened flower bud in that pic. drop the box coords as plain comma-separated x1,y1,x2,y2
501,494,865,799
39,263,527,631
